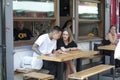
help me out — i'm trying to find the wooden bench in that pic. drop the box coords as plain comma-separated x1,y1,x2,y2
23,72,54,80
15,68,49,74
68,64,115,80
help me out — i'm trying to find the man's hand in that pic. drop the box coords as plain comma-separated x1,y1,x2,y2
43,54,50,56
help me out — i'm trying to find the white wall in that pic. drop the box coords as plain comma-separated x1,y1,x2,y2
77,41,102,65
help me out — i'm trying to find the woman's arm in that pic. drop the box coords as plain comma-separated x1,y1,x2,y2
61,47,78,51
108,33,117,45
69,47,78,51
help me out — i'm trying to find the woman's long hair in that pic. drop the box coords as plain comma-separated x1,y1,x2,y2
63,28,74,43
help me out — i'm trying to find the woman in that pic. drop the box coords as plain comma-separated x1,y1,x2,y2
102,25,119,67
104,25,117,45
62,19,72,31
57,28,78,80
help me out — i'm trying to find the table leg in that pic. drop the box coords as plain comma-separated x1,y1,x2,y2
57,62,64,80
110,51,115,65
103,51,118,78
112,67,115,80
89,41,92,50
110,51,115,75
76,59,82,71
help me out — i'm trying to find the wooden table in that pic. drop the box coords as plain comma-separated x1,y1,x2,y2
98,45,117,77
38,50,98,62
37,50,98,80
98,45,116,51
98,45,116,65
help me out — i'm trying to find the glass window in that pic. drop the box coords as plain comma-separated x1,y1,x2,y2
78,1,99,19
13,0,54,18
78,23,98,36
34,21,51,35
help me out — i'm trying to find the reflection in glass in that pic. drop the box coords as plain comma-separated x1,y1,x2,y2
34,21,51,37
13,0,54,18
78,1,99,19
79,23,98,36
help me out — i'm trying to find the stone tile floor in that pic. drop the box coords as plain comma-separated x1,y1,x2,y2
14,62,120,80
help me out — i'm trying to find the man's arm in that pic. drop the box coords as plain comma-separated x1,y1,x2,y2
32,43,42,55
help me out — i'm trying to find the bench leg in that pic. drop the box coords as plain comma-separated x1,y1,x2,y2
90,59,93,67
76,59,82,71
112,67,115,80
84,78,88,80
97,74,100,80
23,76,27,80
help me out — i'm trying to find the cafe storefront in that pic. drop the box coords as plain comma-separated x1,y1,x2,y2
0,0,120,80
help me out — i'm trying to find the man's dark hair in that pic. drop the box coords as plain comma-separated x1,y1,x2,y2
50,26,63,32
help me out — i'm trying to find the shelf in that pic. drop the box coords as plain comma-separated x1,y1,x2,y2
79,0,101,3
79,19,101,23
78,36,102,42
14,39,35,47
13,17,56,21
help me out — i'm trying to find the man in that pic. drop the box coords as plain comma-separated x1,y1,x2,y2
32,26,62,77
14,21,33,41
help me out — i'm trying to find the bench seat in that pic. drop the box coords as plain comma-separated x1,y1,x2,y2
23,72,54,80
68,64,115,80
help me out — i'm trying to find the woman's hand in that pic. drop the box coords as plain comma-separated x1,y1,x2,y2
57,49,63,54
61,47,66,51
43,54,50,56
70,47,78,51
61,47,78,52
61,47,70,51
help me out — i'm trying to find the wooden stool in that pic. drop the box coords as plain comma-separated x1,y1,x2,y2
68,64,115,80
23,72,54,80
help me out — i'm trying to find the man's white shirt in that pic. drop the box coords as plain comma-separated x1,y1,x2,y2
35,33,56,54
